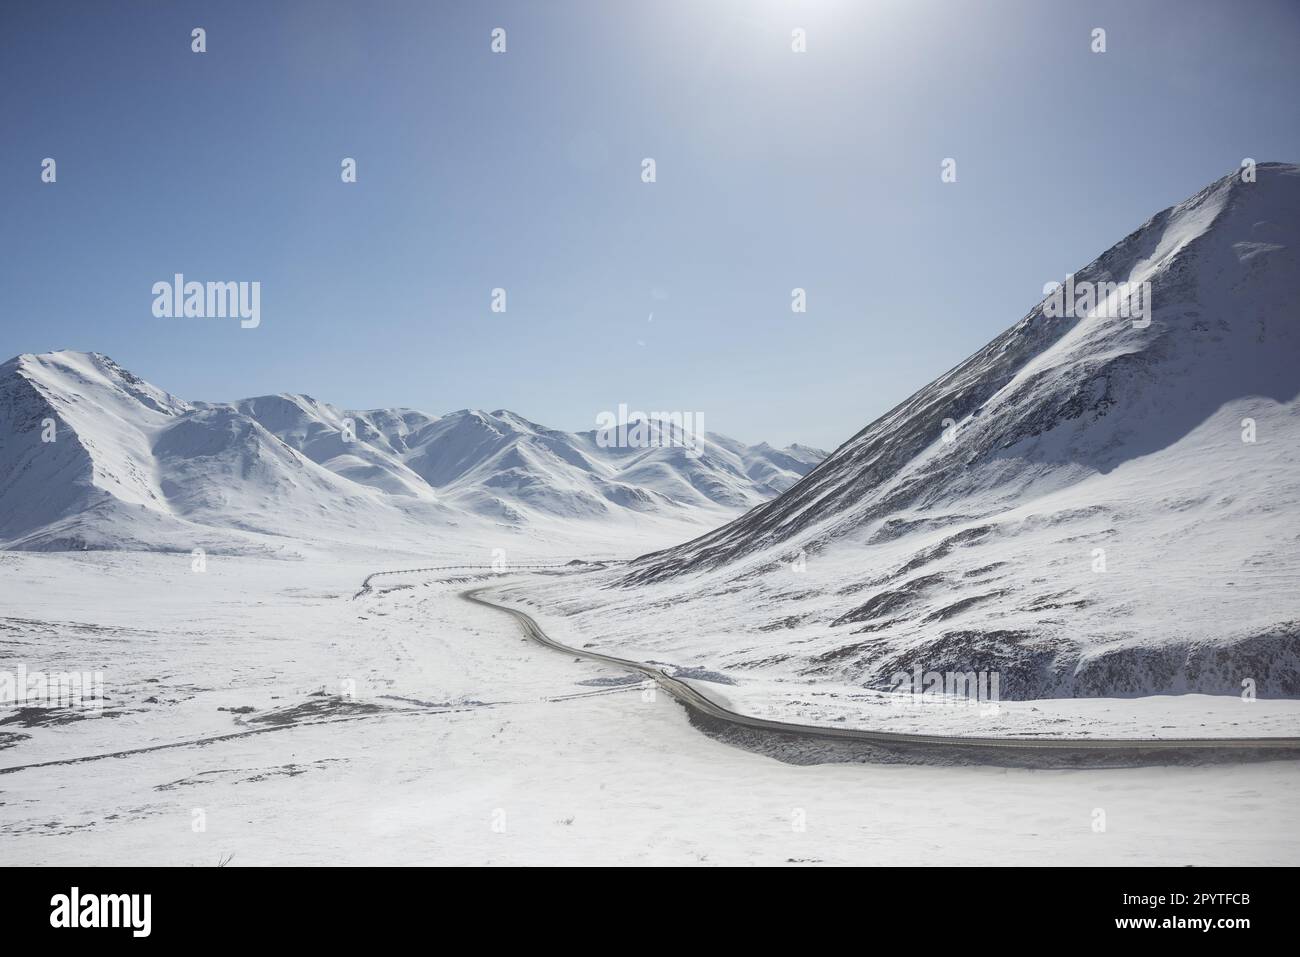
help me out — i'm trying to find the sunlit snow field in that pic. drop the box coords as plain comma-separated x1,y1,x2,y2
3,551,1298,866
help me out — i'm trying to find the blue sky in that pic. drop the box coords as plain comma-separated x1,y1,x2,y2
2,0,1298,450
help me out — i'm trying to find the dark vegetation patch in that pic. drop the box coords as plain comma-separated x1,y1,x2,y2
726,652,793,669
575,674,643,688
891,525,996,578
0,707,125,729
861,629,1071,697
759,615,810,632
831,573,947,626
155,759,348,791
672,667,737,686
242,696,388,727
921,590,1009,623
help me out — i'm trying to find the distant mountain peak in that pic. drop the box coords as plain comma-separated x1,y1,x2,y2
0,352,825,553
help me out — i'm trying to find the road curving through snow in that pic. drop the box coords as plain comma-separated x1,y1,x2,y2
461,584,1300,762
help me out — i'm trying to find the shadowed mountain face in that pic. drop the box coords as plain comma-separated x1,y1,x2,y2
0,351,824,553
520,164,1300,699
629,164,1300,583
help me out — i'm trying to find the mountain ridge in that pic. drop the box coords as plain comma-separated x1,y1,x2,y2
0,350,825,554
627,162,1300,581
506,163,1300,698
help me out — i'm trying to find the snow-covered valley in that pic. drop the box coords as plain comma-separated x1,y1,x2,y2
4,551,1298,866
3,165,1300,866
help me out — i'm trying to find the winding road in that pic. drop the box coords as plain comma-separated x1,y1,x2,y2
461,584,1300,758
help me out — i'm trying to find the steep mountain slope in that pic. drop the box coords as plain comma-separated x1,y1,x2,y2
0,352,443,552
0,352,194,551
506,164,1300,698
0,353,823,553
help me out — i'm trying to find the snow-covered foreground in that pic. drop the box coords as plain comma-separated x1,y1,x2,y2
3,552,1298,866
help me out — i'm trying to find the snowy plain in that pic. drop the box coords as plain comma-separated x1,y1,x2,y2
2,550,1299,866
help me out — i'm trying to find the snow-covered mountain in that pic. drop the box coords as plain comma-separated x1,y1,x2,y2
0,351,823,554
509,163,1300,698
